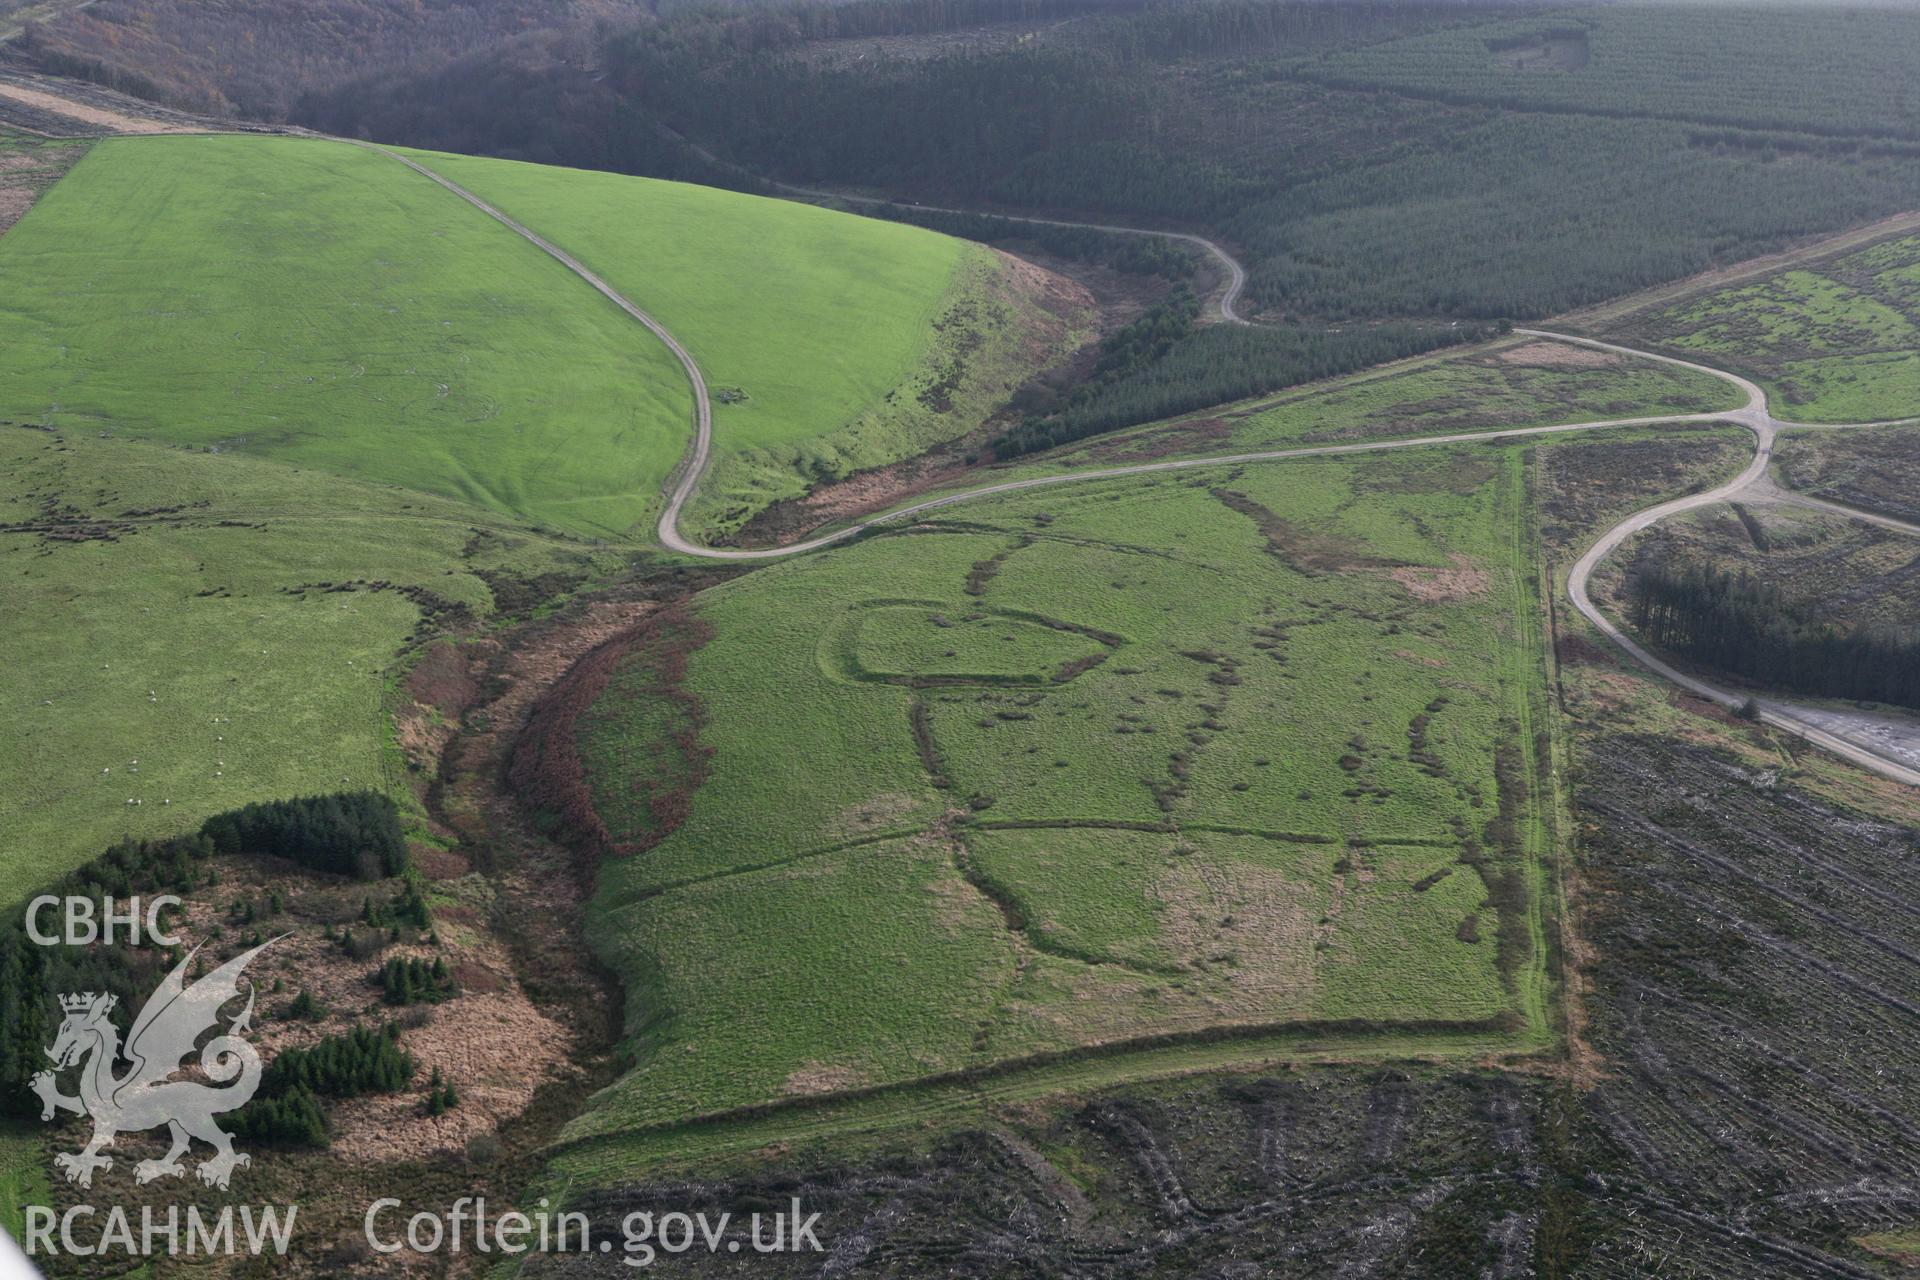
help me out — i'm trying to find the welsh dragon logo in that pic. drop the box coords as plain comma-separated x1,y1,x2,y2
32,941,273,1190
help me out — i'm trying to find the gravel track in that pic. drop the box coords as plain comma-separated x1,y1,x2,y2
336,144,1920,787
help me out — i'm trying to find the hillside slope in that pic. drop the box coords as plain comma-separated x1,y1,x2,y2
0,134,1080,542
0,134,693,539
405,148,1089,542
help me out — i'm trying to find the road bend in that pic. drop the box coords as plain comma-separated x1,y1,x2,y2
360,143,1920,786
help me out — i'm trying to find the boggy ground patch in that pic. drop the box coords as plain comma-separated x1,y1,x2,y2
1616,235,1920,421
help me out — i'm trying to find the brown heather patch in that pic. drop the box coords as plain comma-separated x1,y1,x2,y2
1390,553,1491,603
0,82,187,132
0,187,34,233
1555,633,1613,667
1083,416,1234,463
407,843,468,879
327,987,574,1163
164,856,579,1165
1158,860,1320,1015
1493,341,1622,369
991,246,1096,340
406,639,481,715
784,1064,870,1097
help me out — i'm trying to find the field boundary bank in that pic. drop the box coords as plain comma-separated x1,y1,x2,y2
551,1015,1518,1164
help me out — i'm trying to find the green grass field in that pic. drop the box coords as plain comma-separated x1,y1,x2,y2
0,424,620,892
398,149,1083,539
570,441,1555,1142
1616,234,1920,422
0,135,1061,546
0,134,695,540
0,1122,46,1246
0,131,1072,892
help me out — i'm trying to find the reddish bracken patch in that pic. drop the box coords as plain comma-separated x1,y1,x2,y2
1555,634,1614,667
408,843,469,879
508,608,715,856
407,639,481,713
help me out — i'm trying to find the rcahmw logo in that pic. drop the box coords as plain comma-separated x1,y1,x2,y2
24,1204,297,1260
26,937,300,1260
33,939,275,1191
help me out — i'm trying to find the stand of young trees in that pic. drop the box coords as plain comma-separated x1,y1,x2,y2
996,301,1489,457
0,791,409,1119
0,832,204,1117
1629,562,1920,712
233,1023,417,1147
200,791,407,880
381,954,456,1005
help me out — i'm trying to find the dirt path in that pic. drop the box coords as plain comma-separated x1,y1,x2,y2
340,140,721,565
1749,476,1920,539
4,99,1910,787
775,179,1250,326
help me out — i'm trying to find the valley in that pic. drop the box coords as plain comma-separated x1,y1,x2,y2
2,4,1920,1275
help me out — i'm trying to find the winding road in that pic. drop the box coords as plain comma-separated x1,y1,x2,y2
768,180,1250,326
660,126,1254,325
362,142,1920,786
1538,333,1920,787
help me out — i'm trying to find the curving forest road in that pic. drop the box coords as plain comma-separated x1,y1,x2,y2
361,144,1920,787
659,125,1255,325
1536,333,1920,786
767,179,1250,326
